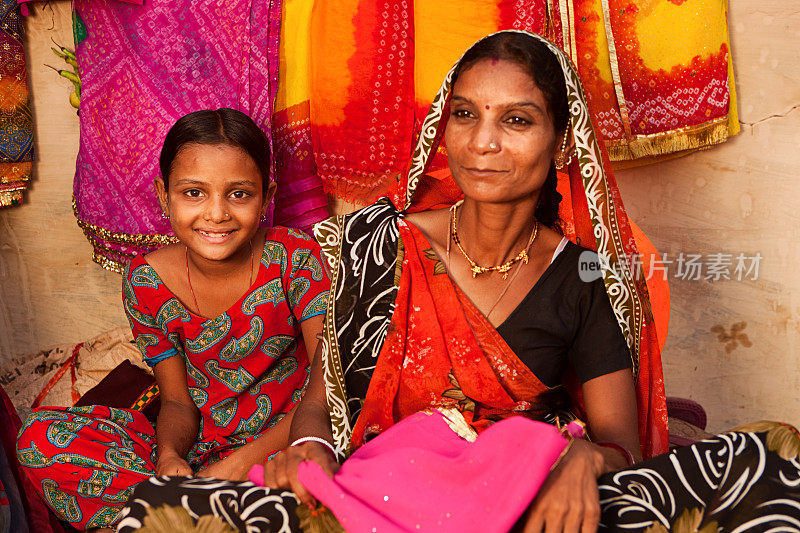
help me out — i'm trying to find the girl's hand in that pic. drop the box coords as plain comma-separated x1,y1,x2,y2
523,439,603,533
263,442,339,508
195,455,250,482
156,453,193,477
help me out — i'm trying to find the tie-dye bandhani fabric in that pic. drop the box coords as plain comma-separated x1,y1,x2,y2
282,0,735,204
0,0,33,208
571,0,737,162
71,0,329,273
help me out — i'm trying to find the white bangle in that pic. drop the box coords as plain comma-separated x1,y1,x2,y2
290,436,337,458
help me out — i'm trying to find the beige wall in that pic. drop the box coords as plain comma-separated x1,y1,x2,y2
0,3,129,359
616,1,800,432
0,2,797,433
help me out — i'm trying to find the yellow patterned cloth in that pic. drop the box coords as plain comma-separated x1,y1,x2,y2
570,0,737,163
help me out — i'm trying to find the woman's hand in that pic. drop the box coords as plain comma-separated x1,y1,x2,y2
156,452,193,477
523,439,604,533
263,442,339,508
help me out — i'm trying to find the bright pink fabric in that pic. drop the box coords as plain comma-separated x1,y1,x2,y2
296,411,569,533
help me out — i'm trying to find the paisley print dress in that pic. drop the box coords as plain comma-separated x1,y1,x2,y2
15,227,329,529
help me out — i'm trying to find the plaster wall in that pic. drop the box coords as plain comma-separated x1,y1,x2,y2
0,1,797,433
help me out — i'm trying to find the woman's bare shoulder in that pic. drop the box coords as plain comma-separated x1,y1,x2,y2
404,208,450,248
539,225,566,250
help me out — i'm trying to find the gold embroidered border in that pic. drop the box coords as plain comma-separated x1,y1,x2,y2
91,252,126,274
606,116,730,161
72,195,178,246
544,0,555,42
599,0,633,140
0,162,32,183
559,0,578,66
84,232,137,259
0,189,24,207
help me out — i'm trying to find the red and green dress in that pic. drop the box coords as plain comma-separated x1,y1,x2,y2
15,226,330,529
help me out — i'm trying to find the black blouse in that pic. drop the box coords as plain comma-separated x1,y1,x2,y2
495,241,632,388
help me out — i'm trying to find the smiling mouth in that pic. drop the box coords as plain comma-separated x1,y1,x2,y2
464,167,508,175
196,229,236,240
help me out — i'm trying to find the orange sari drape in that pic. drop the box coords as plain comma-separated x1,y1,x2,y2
352,221,554,447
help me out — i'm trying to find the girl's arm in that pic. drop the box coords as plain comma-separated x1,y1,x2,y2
196,314,326,481
153,355,199,476
122,262,199,476
262,337,338,508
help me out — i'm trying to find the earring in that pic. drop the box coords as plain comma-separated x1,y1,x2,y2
554,129,574,169
161,211,169,220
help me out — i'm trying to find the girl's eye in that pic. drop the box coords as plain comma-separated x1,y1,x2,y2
230,190,251,200
184,189,202,198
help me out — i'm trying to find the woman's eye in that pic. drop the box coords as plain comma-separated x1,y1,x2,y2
184,189,202,198
452,109,473,119
230,190,251,199
505,115,531,126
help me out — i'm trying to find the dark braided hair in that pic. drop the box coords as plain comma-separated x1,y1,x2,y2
451,33,568,230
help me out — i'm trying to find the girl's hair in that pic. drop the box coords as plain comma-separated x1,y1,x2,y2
451,33,568,230
159,108,271,189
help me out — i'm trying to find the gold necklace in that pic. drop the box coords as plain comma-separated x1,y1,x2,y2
450,200,539,280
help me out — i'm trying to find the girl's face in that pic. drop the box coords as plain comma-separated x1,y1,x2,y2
444,58,560,205
156,143,275,262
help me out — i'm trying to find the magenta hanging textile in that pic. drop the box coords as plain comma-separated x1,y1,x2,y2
72,0,328,273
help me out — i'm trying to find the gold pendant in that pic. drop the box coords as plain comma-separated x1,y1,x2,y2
471,266,482,278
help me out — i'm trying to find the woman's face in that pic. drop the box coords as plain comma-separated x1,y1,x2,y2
445,58,560,205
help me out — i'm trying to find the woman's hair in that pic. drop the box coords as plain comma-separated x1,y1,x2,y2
451,33,568,230
159,108,271,189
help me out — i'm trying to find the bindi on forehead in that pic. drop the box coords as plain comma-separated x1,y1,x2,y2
485,105,490,110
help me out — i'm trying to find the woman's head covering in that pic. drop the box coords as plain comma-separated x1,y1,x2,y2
390,30,668,458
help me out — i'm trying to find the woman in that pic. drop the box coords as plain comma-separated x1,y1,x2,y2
120,32,800,532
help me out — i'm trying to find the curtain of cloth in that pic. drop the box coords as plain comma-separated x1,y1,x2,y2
291,0,735,205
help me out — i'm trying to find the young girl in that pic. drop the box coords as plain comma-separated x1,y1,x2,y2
16,108,330,530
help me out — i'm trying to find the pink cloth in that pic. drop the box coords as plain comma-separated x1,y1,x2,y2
72,0,328,270
295,411,571,533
